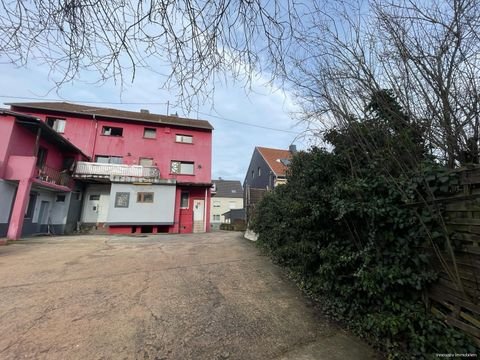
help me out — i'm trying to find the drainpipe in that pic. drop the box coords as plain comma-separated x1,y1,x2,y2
34,127,41,157
204,187,208,232
91,114,98,159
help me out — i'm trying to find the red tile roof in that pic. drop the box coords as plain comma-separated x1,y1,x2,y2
7,102,213,130
257,147,292,176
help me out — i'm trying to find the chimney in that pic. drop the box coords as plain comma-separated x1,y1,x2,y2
140,109,150,114
289,144,297,154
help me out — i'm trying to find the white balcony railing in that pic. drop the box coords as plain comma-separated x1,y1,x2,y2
73,161,160,182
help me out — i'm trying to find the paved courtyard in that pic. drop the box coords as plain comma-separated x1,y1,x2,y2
0,232,378,360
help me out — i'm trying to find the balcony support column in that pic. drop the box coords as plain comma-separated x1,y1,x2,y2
7,179,32,240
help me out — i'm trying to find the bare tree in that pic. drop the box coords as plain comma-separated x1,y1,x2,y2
288,0,480,168
0,0,301,106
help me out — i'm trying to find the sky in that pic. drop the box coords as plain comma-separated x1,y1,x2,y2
0,60,310,183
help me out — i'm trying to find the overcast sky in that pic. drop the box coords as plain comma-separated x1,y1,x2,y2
0,60,310,183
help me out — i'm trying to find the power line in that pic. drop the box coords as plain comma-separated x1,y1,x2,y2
0,94,169,106
196,110,300,134
0,94,301,135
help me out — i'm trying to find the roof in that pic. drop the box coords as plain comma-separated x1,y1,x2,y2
256,147,292,176
222,208,246,219
7,102,213,131
212,179,243,198
0,109,89,158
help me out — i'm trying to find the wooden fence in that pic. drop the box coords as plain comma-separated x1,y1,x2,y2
425,166,480,346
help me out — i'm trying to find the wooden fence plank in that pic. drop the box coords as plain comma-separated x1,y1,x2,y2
444,316,480,339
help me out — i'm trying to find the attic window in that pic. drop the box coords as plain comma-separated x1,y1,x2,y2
102,126,123,136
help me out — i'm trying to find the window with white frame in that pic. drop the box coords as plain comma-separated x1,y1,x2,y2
46,117,66,133
170,161,194,175
213,214,221,221
176,134,193,143
213,200,221,208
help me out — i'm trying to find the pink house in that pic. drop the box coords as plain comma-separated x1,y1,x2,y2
1,102,213,239
0,110,88,240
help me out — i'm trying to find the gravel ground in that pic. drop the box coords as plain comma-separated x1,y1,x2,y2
0,231,379,360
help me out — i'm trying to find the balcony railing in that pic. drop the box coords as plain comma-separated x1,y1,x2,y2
73,161,161,182
36,166,74,188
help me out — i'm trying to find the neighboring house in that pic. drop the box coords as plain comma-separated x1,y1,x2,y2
243,146,295,190
243,145,296,222
210,179,243,229
3,102,213,238
0,110,89,240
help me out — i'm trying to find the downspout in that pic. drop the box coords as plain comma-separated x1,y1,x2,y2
91,114,98,159
34,127,41,157
204,187,208,232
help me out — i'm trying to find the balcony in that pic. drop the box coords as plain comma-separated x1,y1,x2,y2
73,161,163,183
36,165,74,189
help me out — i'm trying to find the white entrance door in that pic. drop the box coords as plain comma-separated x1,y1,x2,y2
193,199,205,233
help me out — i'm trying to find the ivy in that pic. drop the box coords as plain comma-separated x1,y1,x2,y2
251,148,477,358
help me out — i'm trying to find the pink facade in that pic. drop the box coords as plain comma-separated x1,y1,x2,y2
7,103,213,236
10,108,212,184
0,111,88,240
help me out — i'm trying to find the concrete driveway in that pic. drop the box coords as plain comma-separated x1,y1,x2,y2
0,232,378,360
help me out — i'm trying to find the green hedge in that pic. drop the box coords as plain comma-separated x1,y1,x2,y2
251,148,477,358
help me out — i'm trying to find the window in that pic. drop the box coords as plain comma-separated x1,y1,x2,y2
25,193,37,218
251,170,254,179
115,192,130,208
95,155,123,164
36,147,48,168
258,167,261,176
213,200,221,208
139,158,154,166
56,195,66,202
144,128,156,139
137,192,154,203
89,194,100,201
170,161,194,175
180,192,189,208
213,215,220,221
102,126,123,136
63,157,75,171
176,134,193,143
46,117,66,133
